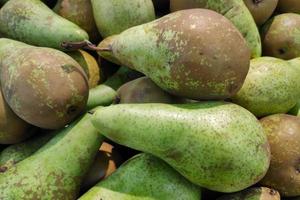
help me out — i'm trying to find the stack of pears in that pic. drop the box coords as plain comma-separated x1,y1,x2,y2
0,0,300,199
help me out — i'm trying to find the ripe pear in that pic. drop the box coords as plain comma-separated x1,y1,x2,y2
53,0,100,42
98,9,250,100
0,113,104,199
0,0,89,50
243,0,278,26
117,77,185,104
260,114,300,197
0,131,55,171
170,0,261,58
232,57,300,117
217,187,280,200
91,0,155,38
79,153,201,200
0,39,89,129
68,50,100,88
262,13,300,60
81,142,123,192
278,0,300,13
91,102,270,192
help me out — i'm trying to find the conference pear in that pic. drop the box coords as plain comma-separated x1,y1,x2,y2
0,0,89,50
169,0,261,58
260,114,300,197
0,131,55,171
0,39,89,129
217,187,280,200
91,0,155,38
53,0,100,43
232,57,300,117
0,113,104,199
91,102,270,192
262,13,300,60
243,0,278,26
79,153,201,200
98,9,250,100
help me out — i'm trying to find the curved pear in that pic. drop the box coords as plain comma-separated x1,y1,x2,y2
91,102,270,192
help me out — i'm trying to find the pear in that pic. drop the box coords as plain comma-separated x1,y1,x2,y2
81,142,123,192
260,114,300,197
0,38,89,129
53,0,100,43
68,50,100,88
91,102,270,192
117,77,185,104
278,0,300,13
0,0,89,50
91,0,155,38
169,0,261,58
0,113,104,199
98,9,250,100
79,153,201,200
262,13,300,60
0,88,35,144
87,66,143,109
232,57,300,117
217,187,280,200
0,131,55,170
243,0,278,26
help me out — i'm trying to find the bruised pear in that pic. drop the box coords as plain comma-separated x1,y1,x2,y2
98,9,250,100
0,39,88,129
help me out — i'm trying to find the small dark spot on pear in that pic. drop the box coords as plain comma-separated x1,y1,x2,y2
67,105,77,115
278,48,286,55
0,166,8,173
61,64,75,73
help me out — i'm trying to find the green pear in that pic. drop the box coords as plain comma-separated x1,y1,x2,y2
217,187,280,200
117,77,185,104
262,13,300,60
169,0,261,58
278,0,300,13
91,102,270,192
91,0,155,38
98,9,250,100
79,153,201,200
86,66,143,109
53,0,100,43
243,0,278,26
0,131,55,171
260,114,300,197
0,0,89,50
232,57,300,117
0,39,89,129
0,113,104,199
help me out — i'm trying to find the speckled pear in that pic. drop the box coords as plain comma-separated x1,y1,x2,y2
91,102,270,192
0,113,104,200
0,0,89,50
98,9,250,100
79,153,201,200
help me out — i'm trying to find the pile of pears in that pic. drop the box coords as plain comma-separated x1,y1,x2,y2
1,0,300,199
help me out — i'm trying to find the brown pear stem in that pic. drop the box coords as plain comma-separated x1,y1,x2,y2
61,40,112,52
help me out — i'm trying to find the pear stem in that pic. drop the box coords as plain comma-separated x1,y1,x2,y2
61,41,112,52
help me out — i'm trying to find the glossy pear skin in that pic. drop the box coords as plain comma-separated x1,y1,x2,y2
102,9,250,100
79,153,201,200
91,102,270,192
170,0,261,58
0,39,89,129
0,114,104,199
0,0,88,50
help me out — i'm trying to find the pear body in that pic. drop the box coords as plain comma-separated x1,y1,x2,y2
0,39,89,129
232,57,300,117
0,0,89,50
0,114,104,200
91,0,155,38
102,9,250,100
79,153,201,200
91,102,270,192
170,0,261,58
